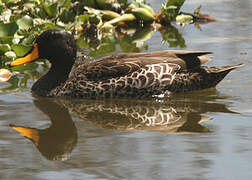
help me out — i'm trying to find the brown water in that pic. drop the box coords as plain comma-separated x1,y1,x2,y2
1,0,252,179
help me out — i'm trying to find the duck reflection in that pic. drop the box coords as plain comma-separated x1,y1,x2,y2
57,91,234,133
10,90,235,160
10,98,77,161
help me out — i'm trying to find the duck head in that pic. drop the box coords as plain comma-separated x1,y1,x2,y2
10,29,78,96
11,29,77,67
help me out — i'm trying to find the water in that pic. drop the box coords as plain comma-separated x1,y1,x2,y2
1,0,252,179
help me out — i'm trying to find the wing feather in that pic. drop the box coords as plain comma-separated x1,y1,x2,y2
74,50,212,81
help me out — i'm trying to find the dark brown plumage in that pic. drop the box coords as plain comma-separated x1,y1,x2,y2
10,29,243,98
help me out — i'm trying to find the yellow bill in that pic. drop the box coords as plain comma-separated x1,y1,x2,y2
10,125,40,146
10,43,39,67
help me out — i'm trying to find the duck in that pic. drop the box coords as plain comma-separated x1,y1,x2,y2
10,29,243,98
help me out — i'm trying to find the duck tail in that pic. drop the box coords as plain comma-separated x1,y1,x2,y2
204,63,244,87
168,63,244,93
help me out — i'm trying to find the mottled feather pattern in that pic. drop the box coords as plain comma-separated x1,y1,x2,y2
50,62,180,98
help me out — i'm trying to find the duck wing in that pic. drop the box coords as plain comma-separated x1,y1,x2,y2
73,50,212,82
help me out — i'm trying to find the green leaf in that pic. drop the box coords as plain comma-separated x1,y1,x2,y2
0,37,13,44
4,51,16,58
0,5,3,15
16,16,34,30
132,27,153,43
11,44,32,57
42,22,64,30
58,0,71,8
89,42,116,58
36,7,48,19
167,5,177,10
96,0,115,9
160,25,186,48
22,35,35,46
43,3,58,18
39,0,45,5
2,0,19,3
0,44,11,55
0,9,12,23
78,14,90,23
161,0,185,19
166,0,185,10
11,62,39,73
120,38,140,53
83,0,96,7
59,9,75,23
118,0,127,3
76,36,89,49
0,22,18,37
176,14,193,24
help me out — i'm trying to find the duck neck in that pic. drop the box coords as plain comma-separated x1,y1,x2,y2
32,60,74,97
